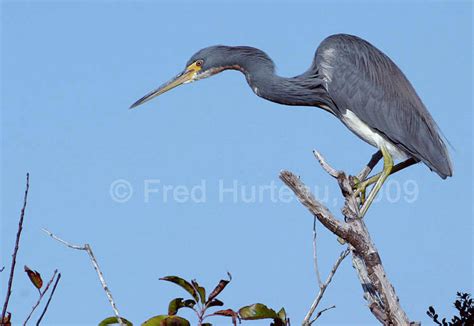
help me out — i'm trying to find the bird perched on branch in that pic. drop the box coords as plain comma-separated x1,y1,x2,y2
130,33,452,217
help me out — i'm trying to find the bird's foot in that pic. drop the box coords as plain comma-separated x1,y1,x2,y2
351,176,368,206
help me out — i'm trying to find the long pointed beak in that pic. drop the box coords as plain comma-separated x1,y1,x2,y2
130,69,195,109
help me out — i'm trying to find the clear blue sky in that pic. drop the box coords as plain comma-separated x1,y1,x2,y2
1,1,472,325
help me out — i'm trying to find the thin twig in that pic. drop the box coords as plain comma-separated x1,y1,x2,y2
279,171,349,240
312,218,323,288
84,244,124,325
311,304,336,324
42,229,84,250
313,151,340,178
23,270,58,325
36,273,61,325
0,267,4,273
302,248,350,325
1,173,30,322
42,229,125,326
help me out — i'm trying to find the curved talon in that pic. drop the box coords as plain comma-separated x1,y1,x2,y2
351,176,361,187
358,185,366,204
352,177,368,205
353,154,417,218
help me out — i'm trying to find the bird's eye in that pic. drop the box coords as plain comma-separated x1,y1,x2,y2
195,60,204,67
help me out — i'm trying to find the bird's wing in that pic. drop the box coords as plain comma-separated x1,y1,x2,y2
315,34,452,178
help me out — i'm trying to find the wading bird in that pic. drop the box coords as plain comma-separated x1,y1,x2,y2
130,34,452,217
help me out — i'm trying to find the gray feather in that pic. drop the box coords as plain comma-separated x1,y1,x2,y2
313,34,452,178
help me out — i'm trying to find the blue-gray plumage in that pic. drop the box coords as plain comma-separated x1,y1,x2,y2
313,35,452,179
130,33,452,216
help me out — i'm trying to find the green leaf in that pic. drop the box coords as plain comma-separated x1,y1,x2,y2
168,298,196,315
160,276,199,302
183,299,196,308
141,315,190,326
239,303,278,320
98,316,133,326
168,298,183,316
207,299,224,308
206,273,232,303
277,307,287,322
213,309,239,326
191,279,206,304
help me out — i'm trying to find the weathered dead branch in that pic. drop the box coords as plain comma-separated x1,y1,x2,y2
280,151,419,326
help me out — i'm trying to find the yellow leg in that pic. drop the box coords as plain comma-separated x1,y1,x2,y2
358,157,418,191
357,145,393,218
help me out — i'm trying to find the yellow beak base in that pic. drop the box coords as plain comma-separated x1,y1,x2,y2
130,61,202,109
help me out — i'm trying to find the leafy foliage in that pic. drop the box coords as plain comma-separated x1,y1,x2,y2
98,316,134,326
427,292,474,326
98,274,289,326
142,315,190,326
157,274,289,326
167,298,196,315
159,276,199,302
191,279,206,304
206,272,231,303
24,265,43,290
240,304,289,325
1,312,11,326
239,304,288,325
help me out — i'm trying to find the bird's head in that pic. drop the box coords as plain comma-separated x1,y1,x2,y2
130,46,233,109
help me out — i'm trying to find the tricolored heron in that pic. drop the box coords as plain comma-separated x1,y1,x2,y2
130,34,452,217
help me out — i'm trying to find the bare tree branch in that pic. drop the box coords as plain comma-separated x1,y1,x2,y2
311,304,336,324
36,273,61,325
312,218,323,288
303,248,350,325
2,173,30,322
42,229,125,326
280,150,417,326
23,269,58,325
280,171,349,239
313,150,341,178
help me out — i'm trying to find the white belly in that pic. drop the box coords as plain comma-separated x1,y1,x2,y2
341,110,408,160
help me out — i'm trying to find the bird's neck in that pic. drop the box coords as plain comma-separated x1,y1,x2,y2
218,46,331,108
250,73,330,108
